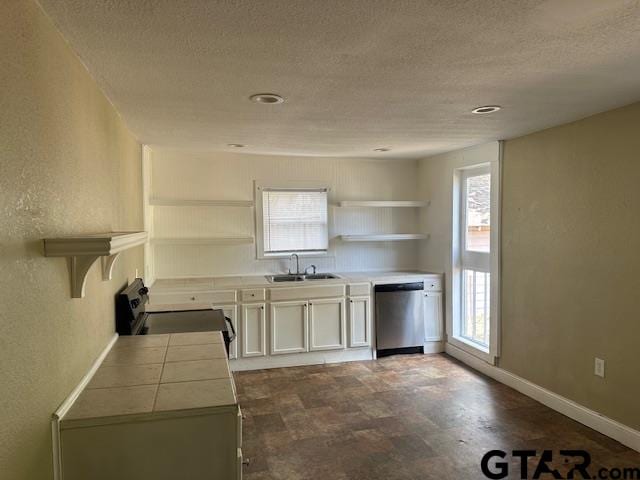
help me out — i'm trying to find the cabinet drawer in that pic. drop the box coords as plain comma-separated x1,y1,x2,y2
150,289,237,305
269,284,346,301
348,283,370,296
241,289,265,302
423,277,443,292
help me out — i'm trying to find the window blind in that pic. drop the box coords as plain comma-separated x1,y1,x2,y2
262,189,328,254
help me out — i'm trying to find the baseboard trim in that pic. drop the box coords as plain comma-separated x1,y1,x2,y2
230,348,373,371
445,343,640,453
51,333,118,480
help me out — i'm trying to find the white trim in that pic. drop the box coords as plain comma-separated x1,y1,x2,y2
52,333,118,480
491,141,503,360
142,145,154,285
446,343,640,453
230,347,373,371
423,341,444,354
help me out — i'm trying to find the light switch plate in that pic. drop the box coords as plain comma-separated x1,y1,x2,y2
594,357,605,378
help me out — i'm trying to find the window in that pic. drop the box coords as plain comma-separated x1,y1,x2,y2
465,172,491,253
257,187,328,257
457,166,491,350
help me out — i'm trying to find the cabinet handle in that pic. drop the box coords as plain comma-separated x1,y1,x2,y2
242,459,250,466
260,306,264,310
190,296,196,301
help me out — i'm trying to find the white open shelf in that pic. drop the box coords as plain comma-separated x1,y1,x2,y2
338,200,429,208
150,198,254,207
152,236,254,245
340,233,428,242
43,231,148,298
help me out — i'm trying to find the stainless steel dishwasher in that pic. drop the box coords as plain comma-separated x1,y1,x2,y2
375,282,424,356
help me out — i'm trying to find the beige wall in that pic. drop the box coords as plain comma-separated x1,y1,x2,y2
419,104,640,432
501,102,640,430
0,2,143,479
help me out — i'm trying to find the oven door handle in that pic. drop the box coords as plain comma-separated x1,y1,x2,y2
224,316,236,342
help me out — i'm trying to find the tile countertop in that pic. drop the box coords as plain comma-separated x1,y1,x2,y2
151,270,442,293
61,332,237,429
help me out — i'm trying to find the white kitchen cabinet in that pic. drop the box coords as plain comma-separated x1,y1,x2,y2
423,291,443,342
348,296,371,348
270,300,308,355
213,304,238,359
309,297,346,351
241,303,266,357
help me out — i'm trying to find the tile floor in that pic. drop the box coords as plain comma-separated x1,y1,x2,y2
234,354,639,480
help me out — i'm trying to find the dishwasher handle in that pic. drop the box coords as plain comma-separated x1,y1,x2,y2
375,282,424,293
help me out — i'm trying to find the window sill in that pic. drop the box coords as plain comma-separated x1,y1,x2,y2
448,336,494,365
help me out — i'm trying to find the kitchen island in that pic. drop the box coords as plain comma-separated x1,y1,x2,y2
58,332,242,480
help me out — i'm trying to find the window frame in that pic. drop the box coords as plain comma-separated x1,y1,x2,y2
450,156,501,364
254,182,332,259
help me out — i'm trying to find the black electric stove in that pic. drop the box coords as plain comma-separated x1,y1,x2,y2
115,278,235,355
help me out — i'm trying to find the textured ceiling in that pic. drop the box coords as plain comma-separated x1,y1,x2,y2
38,0,640,159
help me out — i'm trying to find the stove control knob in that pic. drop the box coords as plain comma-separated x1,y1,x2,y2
138,287,149,295
131,298,140,308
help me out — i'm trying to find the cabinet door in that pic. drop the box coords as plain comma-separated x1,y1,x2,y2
348,296,371,348
241,303,266,357
423,291,443,342
270,300,308,355
213,304,238,359
309,297,346,351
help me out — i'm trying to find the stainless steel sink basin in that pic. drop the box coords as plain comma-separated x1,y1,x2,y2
265,273,340,283
266,274,305,283
304,273,340,280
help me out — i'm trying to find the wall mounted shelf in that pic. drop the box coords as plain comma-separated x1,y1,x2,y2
340,234,428,242
43,231,148,298
338,200,429,208
152,236,254,246
149,198,254,207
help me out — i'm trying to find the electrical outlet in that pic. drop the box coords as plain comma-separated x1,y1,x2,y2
594,358,605,378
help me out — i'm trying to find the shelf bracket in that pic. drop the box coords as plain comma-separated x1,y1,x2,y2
101,253,120,281
67,255,100,298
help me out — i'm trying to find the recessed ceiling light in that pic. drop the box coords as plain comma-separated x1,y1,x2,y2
250,93,284,104
374,148,390,152
472,105,501,114
228,143,245,148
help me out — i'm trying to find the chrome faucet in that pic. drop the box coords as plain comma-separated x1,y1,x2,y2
304,265,317,275
288,253,300,275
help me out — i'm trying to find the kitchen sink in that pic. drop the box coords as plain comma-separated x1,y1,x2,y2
267,274,305,282
265,273,340,283
304,273,340,280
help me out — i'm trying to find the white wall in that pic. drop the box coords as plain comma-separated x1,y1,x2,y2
149,149,423,278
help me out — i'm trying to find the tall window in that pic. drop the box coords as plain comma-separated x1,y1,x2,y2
459,167,491,348
258,188,328,256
